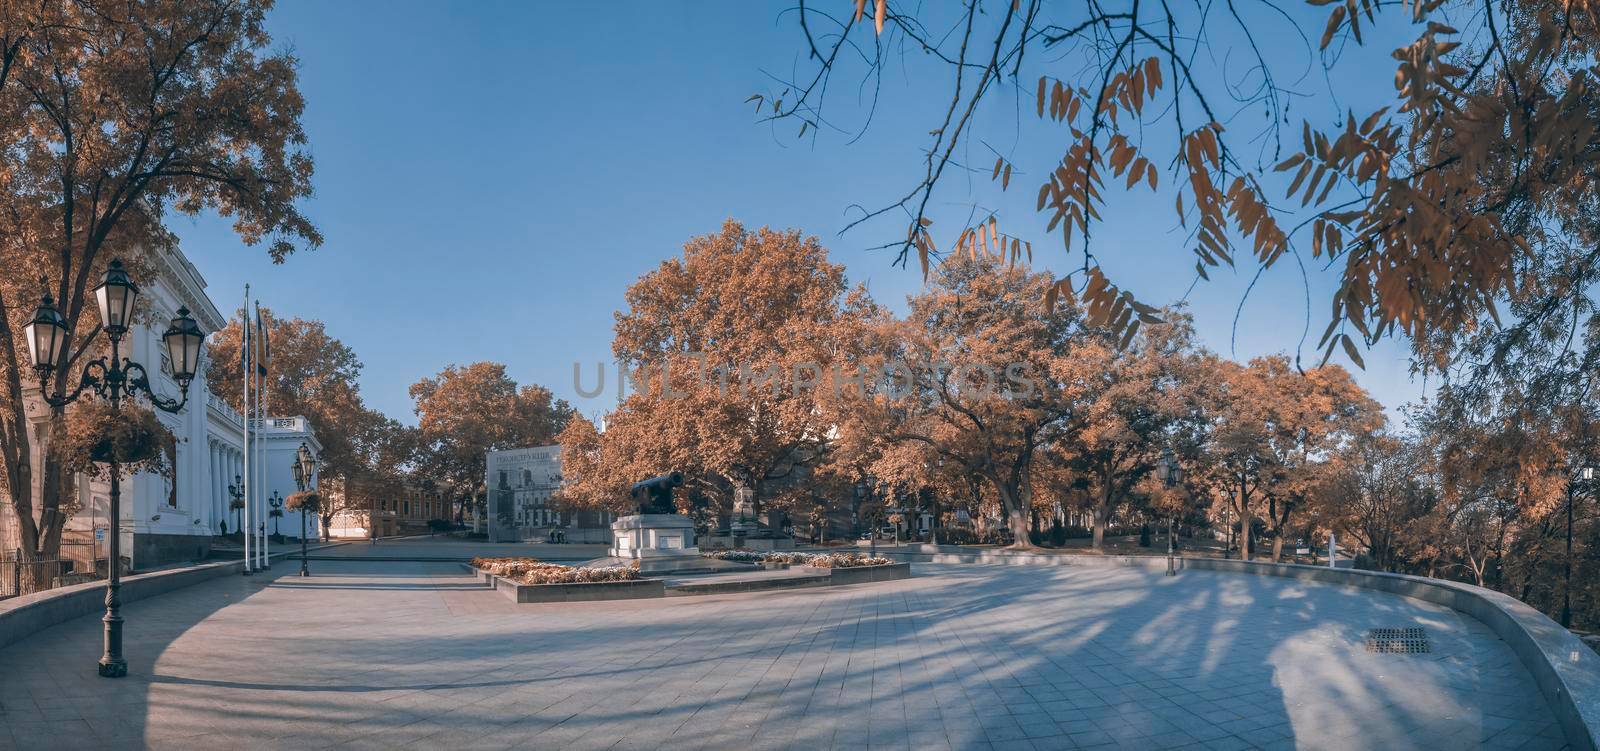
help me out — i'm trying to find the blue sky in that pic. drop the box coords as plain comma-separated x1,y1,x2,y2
169,1,1428,425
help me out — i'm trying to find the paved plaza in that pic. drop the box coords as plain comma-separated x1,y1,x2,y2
0,549,1574,750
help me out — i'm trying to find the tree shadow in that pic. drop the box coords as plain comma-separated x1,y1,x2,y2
0,559,1569,749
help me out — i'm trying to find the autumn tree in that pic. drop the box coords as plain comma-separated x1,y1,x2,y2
759,1,1600,371
866,253,1089,549
1313,435,1440,574
206,311,381,484
329,416,418,541
561,220,879,529
1191,355,1382,560
410,362,573,524
1253,358,1385,560
0,0,318,568
552,416,616,511
1059,310,1201,549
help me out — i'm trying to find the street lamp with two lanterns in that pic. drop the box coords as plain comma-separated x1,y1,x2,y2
23,259,206,678
1154,447,1186,577
292,441,319,577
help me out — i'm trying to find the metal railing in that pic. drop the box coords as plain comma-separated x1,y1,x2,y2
0,551,102,600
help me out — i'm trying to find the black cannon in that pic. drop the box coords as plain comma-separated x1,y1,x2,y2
630,472,684,514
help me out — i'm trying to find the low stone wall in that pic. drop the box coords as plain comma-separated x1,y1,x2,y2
493,576,665,603
0,544,345,652
813,562,913,586
877,546,1600,751
667,573,830,596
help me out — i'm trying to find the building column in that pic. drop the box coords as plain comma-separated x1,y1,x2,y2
211,442,222,532
205,442,213,530
232,448,240,528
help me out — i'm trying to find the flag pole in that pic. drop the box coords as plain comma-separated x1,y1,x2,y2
241,287,253,575
257,304,269,570
255,303,264,570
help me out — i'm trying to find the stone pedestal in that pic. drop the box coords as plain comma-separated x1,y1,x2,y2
604,514,744,574
586,515,761,574
610,514,695,558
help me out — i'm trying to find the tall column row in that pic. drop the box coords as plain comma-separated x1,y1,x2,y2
207,439,243,534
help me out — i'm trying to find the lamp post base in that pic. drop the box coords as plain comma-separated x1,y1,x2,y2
1166,519,1177,576
97,658,127,678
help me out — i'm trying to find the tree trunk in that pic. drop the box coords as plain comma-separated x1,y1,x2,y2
1091,482,1114,551
991,480,1037,550
1236,478,1252,561
1239,514,1252,560
1271,535,1284,562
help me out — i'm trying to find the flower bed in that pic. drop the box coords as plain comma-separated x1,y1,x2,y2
470,556,543,577
804,553,895,569
700,550,765,563
515,564,639,584
470,557,639,584
699,550,894,568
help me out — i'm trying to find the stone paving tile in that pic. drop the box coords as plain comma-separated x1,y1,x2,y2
0,558,1580,750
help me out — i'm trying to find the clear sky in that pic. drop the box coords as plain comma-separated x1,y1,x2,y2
168,1,1428,426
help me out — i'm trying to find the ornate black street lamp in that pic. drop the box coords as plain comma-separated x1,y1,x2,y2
227,475,244,538
1562,465,1596,629
292,441,319,577
24,260,205,678
268,491,284,538
1155,447,1185,577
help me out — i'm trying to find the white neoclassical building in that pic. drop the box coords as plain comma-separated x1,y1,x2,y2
0,243,320,573
245,416,323,544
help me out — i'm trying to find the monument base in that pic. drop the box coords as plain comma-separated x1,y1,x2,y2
703,520,796,552
603,514,752,574
702,533,796,552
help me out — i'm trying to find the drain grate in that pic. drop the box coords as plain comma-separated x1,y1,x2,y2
1366,627,1430,654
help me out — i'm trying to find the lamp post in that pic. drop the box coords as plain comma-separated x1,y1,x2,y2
293,441,318,577
268,491,283,539
227,475,244,539
23,260,205,678
1155,447,1185,576
1562,465,1596,629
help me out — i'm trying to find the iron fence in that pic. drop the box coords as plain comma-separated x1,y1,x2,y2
0,551,100,600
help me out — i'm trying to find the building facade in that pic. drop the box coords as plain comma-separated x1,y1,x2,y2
326,476,449,539
245,416,323,545
485,445,613,543
1,243,319,573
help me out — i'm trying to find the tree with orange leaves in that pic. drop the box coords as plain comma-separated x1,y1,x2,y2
1059,309,1203,549
560,220,881,529
1195,355,1382,561
863,253,1091,549
1,0,319,571
758,1,1600,374
410,363,573,524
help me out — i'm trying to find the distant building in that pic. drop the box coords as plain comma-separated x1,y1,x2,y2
485,445,613,543
326,476,448,539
